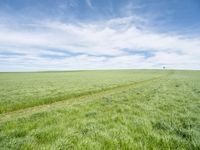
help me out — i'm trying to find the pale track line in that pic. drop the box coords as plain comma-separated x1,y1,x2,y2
0,74,171,123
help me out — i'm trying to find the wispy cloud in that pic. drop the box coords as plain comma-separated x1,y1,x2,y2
85,0,94,9
0,0,200,71
0,15,200,71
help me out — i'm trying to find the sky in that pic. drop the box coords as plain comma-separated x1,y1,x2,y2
0,0,200,71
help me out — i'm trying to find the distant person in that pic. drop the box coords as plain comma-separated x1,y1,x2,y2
163,66,166,69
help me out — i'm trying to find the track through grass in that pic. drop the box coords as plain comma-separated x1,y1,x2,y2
0,70,168,114
0,70,199,149
0,73,168,123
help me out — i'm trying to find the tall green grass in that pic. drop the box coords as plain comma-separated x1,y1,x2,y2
0,70,199,149
0,70,167,113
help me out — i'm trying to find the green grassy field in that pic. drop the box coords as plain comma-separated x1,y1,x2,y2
0,70,200,149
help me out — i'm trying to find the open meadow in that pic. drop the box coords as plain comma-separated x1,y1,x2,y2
0,70,200,149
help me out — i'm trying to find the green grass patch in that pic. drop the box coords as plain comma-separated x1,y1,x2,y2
0,70,200,149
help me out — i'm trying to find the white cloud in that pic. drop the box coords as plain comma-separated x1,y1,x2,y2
0,16,200,71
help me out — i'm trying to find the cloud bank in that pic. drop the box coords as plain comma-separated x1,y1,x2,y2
0,15,200,71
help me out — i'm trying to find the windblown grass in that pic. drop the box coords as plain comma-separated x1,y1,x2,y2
0,70,199,149
0,70,166,113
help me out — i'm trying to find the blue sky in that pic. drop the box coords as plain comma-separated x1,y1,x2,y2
0,0,200,71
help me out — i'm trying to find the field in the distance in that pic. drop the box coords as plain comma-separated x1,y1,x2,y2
0,70,199,149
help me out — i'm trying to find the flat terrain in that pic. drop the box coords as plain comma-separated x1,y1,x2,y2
0,70,199,149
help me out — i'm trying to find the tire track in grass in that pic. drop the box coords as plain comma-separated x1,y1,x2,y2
0,73,172,123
